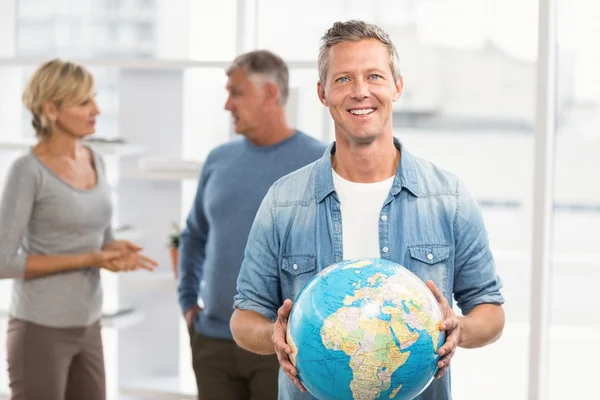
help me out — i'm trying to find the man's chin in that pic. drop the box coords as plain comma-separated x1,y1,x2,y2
349,131,381,145
232,123,245,135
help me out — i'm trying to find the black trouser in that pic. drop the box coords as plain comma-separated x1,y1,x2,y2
189,328,279,400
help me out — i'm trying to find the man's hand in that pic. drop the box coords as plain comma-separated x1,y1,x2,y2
273,299,306,393
185,304,202,327
426,280,461,380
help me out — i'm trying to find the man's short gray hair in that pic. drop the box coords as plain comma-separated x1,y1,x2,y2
226,50,289,105
318,20,401,85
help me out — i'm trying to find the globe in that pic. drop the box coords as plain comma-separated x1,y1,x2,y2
286,258,445,400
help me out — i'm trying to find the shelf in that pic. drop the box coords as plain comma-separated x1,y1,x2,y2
121,271,177,291
121,169,199,181
0,138,146,157
100,309,145,329
121,375,196,400
86,141,147,157
121,158,202,181
114,226,145,242
0,308,144,330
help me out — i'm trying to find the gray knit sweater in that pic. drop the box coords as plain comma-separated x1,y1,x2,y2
0,147,113,327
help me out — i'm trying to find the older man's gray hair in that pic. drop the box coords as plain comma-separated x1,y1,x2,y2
226,50,290,105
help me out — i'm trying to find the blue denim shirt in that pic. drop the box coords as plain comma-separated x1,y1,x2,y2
234,138,504,400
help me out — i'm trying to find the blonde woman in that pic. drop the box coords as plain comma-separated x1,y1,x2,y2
0,59,157,400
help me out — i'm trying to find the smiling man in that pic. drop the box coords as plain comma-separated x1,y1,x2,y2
231,20,505,400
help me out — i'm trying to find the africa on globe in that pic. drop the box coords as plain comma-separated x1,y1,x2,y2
286,258,445,400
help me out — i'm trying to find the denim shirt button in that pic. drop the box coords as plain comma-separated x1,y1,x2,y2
293,263,298,270
427,253,433,260
381,215,388,221
382,247,389,253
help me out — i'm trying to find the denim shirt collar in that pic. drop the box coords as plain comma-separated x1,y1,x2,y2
315,136,421,203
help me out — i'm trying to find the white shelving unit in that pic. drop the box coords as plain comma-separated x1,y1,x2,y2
111,67,189,400
121,162,201,181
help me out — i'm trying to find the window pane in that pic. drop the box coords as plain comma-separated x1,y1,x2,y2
182,68,230,161
187,0,236,61
550,1,600,398
15,0,236,60
257,0,415,62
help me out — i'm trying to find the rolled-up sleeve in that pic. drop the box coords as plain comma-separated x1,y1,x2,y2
452,180,504,315
233,186,282,322
0,159,37,279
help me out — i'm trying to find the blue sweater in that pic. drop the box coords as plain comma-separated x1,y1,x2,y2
178,131,327,339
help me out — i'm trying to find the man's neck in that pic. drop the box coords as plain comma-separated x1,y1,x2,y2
246,111,295,147
332,137,399,183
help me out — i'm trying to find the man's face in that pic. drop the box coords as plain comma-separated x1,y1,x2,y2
224,68,267,137
318,39,403,145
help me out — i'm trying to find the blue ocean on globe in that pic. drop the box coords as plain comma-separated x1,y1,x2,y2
286,258,445,400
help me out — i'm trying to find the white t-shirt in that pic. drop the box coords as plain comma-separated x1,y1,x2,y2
332,169,394,260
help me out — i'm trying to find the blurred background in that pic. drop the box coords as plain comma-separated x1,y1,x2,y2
0,0,597,399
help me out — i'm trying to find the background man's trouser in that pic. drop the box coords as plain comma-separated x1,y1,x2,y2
6,317,106,400
189,328,279,400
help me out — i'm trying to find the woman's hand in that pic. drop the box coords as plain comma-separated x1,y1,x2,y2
97,240,158,272
103,240,142,253
90,249,125,272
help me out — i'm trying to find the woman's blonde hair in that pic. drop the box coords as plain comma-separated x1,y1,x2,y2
22,59,95,138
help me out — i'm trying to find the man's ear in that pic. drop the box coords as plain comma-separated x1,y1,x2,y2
317,81,329,106
393,76,403,102
264,81,280,105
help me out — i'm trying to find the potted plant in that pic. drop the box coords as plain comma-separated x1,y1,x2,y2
168,222,181,278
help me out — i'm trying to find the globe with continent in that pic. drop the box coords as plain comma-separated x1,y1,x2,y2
286,258,445,400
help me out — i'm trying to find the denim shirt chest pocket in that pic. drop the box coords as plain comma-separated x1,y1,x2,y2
281,255,317,302
406,244,451,299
